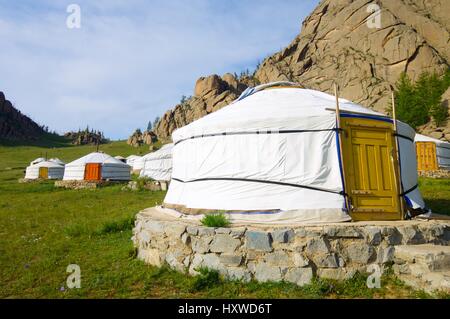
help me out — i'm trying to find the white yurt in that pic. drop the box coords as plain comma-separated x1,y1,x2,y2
25,161,65,180
114,155,127,163
49,158,66,166
131,157,145,173
63,152,131,181
415,133,450,171
30,157,46,166
162,82,426,224
126,155,143,172
139,143,173,181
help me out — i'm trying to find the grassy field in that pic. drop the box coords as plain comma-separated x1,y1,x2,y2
0,138,449,298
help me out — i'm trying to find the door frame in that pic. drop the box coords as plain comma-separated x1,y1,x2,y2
338,114,404,221
84,163,102,181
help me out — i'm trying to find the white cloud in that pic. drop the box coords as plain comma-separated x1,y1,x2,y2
0,0,318,139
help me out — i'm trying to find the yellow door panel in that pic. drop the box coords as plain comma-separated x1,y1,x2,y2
416,142,438,171
39,167,48,179
340,117,402,221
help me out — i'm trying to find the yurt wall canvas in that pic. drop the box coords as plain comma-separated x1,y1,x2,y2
63,152,131,181
163,85,425,224
140,144,173,181
25,161,65,180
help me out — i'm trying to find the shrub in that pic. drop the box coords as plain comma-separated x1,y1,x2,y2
200,212,230,228
393,69,450,128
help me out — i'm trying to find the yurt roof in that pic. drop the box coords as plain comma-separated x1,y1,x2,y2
141,144,173,161
31,157,46,165
31,160,64,168
49,158,65,165
66,152,129,166
114,156,126,160
126,155,142,161
172,85,385,142
415,133,450,147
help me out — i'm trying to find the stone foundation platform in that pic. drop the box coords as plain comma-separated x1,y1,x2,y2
54,180,126,189
132,207,450,291
418,170,450,178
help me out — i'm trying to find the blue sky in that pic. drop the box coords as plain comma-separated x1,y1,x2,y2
0,0,319,139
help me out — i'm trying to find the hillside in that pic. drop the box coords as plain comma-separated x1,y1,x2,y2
0,91,45,141
154,0,450,140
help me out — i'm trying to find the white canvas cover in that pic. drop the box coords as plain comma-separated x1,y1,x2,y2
63,152,130,181
49,158,65,165
140,144,173,181
126,155,143,171
415,133,450,169
30,157,46,165
163,85,425,224
25,161,64,180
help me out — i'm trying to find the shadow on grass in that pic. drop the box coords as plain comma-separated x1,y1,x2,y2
0,133,72,148
425,199,450,216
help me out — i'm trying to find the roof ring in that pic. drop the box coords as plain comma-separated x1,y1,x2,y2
234,81,305,103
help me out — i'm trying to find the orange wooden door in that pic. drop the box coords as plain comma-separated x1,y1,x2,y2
39,167,48,179
416,142,438,171
84,163,102,181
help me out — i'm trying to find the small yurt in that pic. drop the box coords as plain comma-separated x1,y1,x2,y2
131,157,145,174
126,155,143,173
114,156,127,163
415,134,450,171
139,143,173,181
30,157,46,166
163,82,426,224
63,152,131,181
25,161,64,180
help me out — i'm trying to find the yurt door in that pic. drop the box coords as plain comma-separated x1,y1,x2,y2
416,142,438,171
39,167,48,179
84,163,102,181
340,117,402,221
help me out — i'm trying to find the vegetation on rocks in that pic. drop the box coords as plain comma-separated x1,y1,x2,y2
200,212,230,228
393,70,450,128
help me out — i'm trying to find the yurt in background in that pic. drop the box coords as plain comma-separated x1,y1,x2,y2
63,152,130,181
25,161,64,180
126,155,143,174
131,157,145,174
415,134,450,171
114,156,127,163
163,82,426,224
139,143,173,181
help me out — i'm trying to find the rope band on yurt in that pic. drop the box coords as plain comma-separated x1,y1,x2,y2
174,128,342,146
399,184,418,197
171,177,346,196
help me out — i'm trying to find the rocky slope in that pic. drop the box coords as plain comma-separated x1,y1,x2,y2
154,0,450,140
127,129,157,147
0,91,45,141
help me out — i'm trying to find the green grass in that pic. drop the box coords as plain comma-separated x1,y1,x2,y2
200,212,230,228
0,139,449,298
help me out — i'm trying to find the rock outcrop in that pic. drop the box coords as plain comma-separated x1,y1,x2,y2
154,0,449,141
154,73,257,139
64,129,107,145
127,129,157,147
0,91,45,141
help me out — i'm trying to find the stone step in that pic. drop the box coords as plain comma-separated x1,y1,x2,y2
394,244,450,272
396,271,450,294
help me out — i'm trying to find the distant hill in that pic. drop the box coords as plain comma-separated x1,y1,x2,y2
0,91,45,141
154,0,450,141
